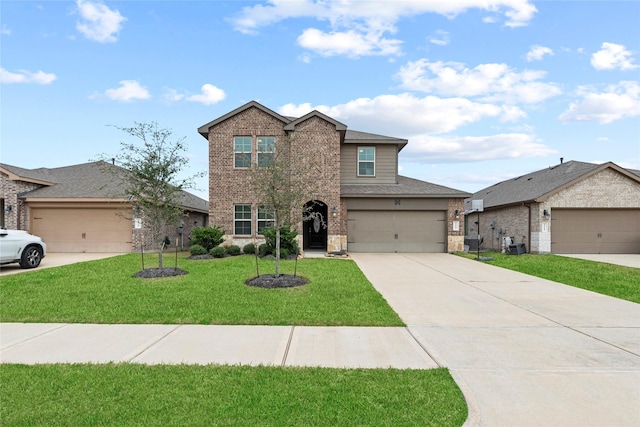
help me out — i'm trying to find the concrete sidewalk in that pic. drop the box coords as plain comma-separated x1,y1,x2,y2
352,253,640,427
0,323,437,369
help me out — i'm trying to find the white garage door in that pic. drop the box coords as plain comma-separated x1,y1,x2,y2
31,207,132,253
551,209,640,254
347,211,446,253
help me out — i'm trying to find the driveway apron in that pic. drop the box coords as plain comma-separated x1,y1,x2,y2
351,253,640,427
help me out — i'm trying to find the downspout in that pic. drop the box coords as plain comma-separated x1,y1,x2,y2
527,204,531,253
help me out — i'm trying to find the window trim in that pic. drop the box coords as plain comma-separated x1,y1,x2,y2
257,205,275,234
234,204,252,236
357,146,375,177
257,136,275,168
233,136,252,169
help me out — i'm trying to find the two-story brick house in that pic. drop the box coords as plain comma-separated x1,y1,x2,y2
198,101,471,253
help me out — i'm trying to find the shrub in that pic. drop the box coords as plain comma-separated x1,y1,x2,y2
191,226,225,251
243,243,256,255
279,248,290,259
262,225,299,255
189,244,207,256
209,246,226,258
226,245,241,256
258,243,271,257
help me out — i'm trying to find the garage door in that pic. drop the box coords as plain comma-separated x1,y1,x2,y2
347,211,446,253
551,209,640,254
31,207,132,252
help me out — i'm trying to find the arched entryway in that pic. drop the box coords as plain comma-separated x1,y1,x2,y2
303,200,328,251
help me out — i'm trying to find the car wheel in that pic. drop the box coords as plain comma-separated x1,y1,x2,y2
20,245,42,269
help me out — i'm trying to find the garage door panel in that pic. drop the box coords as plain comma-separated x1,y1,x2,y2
348,211,446,253
31,208,131,253
551,209,640,254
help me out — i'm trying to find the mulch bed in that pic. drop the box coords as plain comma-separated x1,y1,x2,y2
187,254,214,260
245,274,308,289
133,268,188,278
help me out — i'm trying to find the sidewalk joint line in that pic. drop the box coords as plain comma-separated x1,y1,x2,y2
0,323,71,350
281,326,295,367
406,327,443,368
129,324,182,363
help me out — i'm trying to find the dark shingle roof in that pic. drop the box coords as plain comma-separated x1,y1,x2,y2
0,164,57,184
341,175,471,198
465,161,639,210
3,161,208,212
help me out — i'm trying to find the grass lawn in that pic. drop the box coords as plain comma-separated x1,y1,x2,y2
458,252,640,304
0,253,403,326
0,364,467,426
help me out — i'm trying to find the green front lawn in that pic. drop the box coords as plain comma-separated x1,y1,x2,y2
458,252,640,304
0,254,404,326
0,364,467,426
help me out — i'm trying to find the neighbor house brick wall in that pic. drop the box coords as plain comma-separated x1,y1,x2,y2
0,173,43,230
447,198,465,252
470,205,530,251
545,168,640,208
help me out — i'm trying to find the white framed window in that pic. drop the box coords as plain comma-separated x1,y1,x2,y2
234,204,252,235
234,136,252,168
358,147,375,176
257,205,275,234
257,136,275,167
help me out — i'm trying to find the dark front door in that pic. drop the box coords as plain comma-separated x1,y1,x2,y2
303,201,328,250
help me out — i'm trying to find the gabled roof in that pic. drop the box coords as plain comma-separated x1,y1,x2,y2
197,101,290,138
197,100,407,150
341,175,471,198
466,161,640,210
4,161,208,213
0,164,57,186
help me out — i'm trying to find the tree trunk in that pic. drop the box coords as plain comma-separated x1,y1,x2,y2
275,226,280,277
158,245,164,269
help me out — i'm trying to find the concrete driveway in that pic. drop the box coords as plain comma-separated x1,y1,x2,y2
0,253,125,276
352,253,640,427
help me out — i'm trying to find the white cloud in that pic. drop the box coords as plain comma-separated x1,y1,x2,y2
104,80,150,102
396,59,562,104
1,24,11,35
185,84,226,105
591,42,639,71
526,45,553,61
402,133,556,162
231,0,537,57
559,81,640,124
428,30,449,46
279,93,524,136
0,67,56,84
76,0,126,43
297,28,402,57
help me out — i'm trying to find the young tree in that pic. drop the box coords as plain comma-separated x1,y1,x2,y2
248,134,320,277
105,122,204,269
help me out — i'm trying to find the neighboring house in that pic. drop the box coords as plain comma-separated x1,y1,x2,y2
198,100,471,253
0,161,209,252
464,160,640,254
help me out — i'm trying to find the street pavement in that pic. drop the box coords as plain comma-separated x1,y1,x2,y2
1,252,639,426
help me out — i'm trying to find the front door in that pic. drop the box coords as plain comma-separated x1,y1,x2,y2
303,201,328,250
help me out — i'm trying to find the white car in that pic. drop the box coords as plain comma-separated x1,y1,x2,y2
0,228,46,269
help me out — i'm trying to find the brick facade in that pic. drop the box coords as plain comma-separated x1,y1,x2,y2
0,173,43,230
207,106,345,251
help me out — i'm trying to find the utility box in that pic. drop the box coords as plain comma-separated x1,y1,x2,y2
508,243,526,255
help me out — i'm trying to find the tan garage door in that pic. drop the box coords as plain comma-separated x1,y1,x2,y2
31,207,132,253
347,211,446,253
551,209,640,254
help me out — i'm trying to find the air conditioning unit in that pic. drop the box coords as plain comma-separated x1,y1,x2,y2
508,243,526,255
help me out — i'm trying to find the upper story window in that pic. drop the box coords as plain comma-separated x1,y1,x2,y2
234,204,252,235
358,147,375,176
257,205,275,234
234,136,252,168
257,137,275,167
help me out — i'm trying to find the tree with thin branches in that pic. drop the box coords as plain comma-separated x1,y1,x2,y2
248,134,320,277
104,122,204,269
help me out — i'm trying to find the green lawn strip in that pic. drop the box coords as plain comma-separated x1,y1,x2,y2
0,364,467,427
457,252,640,304
0,254,403,326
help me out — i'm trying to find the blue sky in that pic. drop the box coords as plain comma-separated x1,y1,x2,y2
2,0,639,200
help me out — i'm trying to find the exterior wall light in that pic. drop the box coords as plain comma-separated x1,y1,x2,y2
454,209,459,218
4,205,12,213
543,209,551,219
331,206,338,217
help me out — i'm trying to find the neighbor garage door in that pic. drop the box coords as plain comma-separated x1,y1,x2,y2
551,209,640,254
347,211,446,252
31,207,132,252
